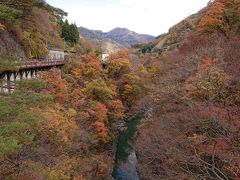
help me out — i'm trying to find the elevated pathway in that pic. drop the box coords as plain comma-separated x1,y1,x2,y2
0,59,66,93
19,59,66,70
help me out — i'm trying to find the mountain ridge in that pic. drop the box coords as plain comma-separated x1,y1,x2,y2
78,27,155,53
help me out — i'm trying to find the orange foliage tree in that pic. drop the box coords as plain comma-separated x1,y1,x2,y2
69,87,85,109
39,105,77,146
107,58,131,79
106,50,131,79
64,53,102,83
40,68,69,103
80,102,109,142
83,80,116,103
107,49,130,60
107,100,124,120
200,57,213,69
62,51,126,144
197,0,228,34
120,73,141,107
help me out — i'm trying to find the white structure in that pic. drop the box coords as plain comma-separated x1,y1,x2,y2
46,49,65,61
101,53,109,62
0,70,38,93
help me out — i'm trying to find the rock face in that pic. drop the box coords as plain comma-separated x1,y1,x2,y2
0,30,26,60
78,27,155,53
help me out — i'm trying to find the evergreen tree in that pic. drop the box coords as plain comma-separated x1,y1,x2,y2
60,19,79,45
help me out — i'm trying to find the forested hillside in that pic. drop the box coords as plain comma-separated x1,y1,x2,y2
139,0,240,54
135,0,240,179
0,50,148,179
0,1,146,179
0,0,79,59
0,0,240,179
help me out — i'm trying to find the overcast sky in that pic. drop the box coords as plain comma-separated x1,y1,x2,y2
47,0,210,36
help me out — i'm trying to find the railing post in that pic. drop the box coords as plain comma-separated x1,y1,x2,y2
6,73,11,93
0,74,3,93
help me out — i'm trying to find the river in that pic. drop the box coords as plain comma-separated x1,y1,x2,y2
112,116,142,180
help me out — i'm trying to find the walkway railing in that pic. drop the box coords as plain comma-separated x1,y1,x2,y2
0,60,66,93
19,60,66,70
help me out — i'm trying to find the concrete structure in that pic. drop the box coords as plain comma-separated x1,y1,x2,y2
46,49,65,61
0,69,38,93
0,49,66,93
100,53,109,62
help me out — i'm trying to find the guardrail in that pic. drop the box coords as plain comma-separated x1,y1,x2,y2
19,60,66,70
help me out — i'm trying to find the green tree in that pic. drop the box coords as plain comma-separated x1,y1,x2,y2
0,93,46,158
0,4,22,25
60,19,79,45
51,7,68,20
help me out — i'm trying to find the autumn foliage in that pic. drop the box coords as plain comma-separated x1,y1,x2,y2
0,47,138,179
198,0,228,34
2,0,240,179
132,1,240,178
86,102,109,142
39,105,77,146
136,32,240,180
105,50,142,107
40,68,68,103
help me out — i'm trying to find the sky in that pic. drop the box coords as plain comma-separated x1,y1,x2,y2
47,0,210,36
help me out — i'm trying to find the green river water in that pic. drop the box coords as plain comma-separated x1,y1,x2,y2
112,116,142,180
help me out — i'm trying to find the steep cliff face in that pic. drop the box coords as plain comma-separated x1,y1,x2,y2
0,30,26,60
0,2,66,60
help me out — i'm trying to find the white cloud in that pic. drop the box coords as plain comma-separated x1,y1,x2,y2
62,0,209,36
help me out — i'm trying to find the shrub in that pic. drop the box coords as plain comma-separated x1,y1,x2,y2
0,55,21,73
0,4,22,26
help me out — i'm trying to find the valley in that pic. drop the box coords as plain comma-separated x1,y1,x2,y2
78,27,155,54
0,0,240,179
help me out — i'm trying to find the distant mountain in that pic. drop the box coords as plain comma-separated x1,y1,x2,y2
105,28,155,47
78,27,125,54
78,27,155,53
78,27,102,40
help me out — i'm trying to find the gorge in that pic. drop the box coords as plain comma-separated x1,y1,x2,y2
0,0,240,179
